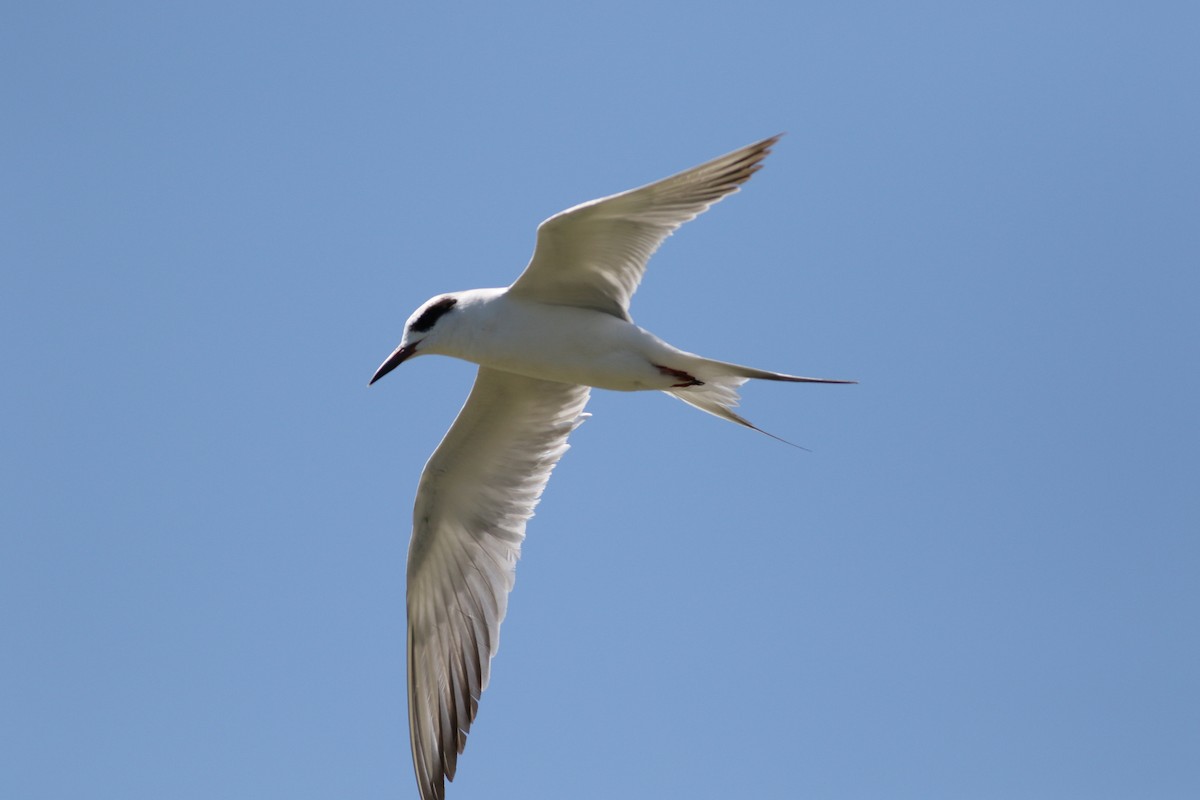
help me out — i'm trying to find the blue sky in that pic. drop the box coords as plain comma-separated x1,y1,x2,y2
3,2,1198,798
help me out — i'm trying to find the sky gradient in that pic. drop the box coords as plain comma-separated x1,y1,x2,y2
4,2,1198,799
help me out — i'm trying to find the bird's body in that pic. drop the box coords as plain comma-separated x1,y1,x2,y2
369,135,853,800
404,288,723,391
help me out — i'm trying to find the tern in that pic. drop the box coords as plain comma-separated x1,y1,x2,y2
370,134,853,800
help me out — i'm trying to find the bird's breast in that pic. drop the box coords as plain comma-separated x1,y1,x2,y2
458,302,677,391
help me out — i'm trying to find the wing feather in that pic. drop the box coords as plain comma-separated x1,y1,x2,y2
507,135,781,319
405,368,590,800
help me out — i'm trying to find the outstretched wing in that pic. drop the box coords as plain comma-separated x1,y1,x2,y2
405,367,591,800
507,135,781,320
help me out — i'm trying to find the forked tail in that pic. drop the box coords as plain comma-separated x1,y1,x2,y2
663,357,855,447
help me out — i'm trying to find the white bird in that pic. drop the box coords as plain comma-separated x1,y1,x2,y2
369,135,853,800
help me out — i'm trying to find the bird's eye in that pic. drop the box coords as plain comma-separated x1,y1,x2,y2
411,296,458,333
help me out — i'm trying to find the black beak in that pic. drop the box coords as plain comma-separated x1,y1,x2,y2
369,342,418,385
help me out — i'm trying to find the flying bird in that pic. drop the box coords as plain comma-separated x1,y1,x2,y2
369,135,853,800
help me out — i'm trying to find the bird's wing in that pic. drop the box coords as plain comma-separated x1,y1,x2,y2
507,135,781,320
405,367,591,800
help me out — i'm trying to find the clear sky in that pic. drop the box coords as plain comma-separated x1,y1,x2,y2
3,2,1198,799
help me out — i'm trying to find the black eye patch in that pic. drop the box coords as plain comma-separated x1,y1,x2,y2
410,296,458,333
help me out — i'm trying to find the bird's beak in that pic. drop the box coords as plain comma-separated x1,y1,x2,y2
369,342,418,385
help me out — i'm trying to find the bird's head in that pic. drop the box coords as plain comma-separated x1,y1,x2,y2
369,294,460,385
